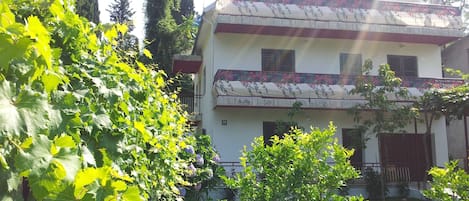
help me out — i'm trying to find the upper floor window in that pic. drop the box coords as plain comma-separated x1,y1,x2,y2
340,53,362,75
387,55,418,77
262,49,295,72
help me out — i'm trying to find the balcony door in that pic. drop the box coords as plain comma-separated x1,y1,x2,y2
379,133,432,181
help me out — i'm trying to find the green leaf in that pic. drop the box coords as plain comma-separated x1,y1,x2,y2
81,145,96,166
142,49,152,59
55,135,76,148
0,81,53,136
74,168,101,199
93,114,112,130
42,71,63,93
134,121,150,142
122,186,141,201
111,180,127,191
15,134,80,186
0,153,8,170
0,8,15,27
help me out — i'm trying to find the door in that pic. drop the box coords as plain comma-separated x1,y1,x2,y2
379,134,432,181
342,129,363,170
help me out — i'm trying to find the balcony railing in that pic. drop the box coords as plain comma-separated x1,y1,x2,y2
214,69,463,89
213,70,463,108
233,0,461,16
180,96,195,114
220,161,415,183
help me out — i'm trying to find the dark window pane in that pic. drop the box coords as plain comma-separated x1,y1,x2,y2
262,49,295,72
387,55,418,77
342,129,363,170
263,121,277,146
340,53,362,75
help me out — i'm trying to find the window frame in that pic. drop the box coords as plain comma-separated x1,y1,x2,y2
340,53,362,76
387,55,418,77
261,49,295,72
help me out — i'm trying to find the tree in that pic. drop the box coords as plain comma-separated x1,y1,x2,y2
107,0,138,54
349,60,427,200
224,123,363,201
349,59,418,137
107,0,135,31
144,0,196,73
0,0,214,200
75,0,100,24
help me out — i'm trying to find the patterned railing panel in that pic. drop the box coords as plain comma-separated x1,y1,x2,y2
220,161,416,182
214,69,463,89
232,0,461,16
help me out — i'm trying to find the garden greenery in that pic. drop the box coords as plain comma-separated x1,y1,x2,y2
224,123,363,201
424,161,469,200
0,0,220,200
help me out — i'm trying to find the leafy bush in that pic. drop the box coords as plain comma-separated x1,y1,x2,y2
0,0,211,200
181,133,225,201
224,122,363,201
424,161,469,200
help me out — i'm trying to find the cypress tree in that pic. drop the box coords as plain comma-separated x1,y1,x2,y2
107,0,138,53
144,0,195,73
75,0,100,24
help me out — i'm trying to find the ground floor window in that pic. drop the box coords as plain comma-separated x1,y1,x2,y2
342,129,363,170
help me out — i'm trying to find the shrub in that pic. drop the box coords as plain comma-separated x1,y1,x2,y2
223,122,363,201
424,161,469,200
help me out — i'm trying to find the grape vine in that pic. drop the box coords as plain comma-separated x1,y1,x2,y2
0,1,218,200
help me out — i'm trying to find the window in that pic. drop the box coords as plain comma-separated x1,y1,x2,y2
262,49,295,72
340,53,362,75
342,129,363,170
387,55,418,77
263,122,277,146
263,121,295,146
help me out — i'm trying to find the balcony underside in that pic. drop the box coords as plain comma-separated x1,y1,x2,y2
215,23,461,45
213,70,463,109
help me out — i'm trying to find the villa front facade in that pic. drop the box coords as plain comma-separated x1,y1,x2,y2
174,0,464,182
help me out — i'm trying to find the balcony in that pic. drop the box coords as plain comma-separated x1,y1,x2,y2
213,69,463,109
220,161,416,183
213,0,463,45
179,95,201,123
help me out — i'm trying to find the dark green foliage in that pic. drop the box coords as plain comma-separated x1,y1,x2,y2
397,181,410,198
173,0,194,24
75,0,99,24
144,0,196,73
363,168,388,200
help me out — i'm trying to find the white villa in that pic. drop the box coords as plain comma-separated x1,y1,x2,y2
173,0,464,184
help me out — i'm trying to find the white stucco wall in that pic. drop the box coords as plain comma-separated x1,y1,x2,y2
205,108,448,166
212,33,443,78
194,29,449,167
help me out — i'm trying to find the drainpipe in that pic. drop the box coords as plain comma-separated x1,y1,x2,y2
464,115,469,172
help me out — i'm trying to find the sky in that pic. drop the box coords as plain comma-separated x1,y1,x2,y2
98,0,216,41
